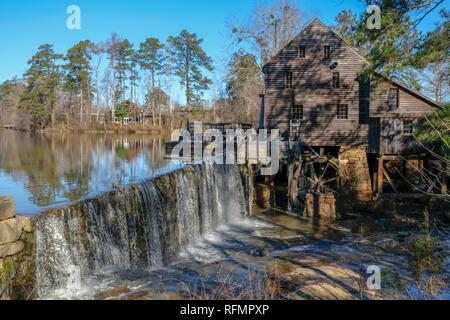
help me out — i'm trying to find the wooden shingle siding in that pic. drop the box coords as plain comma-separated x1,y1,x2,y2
262,19,439,153
379,118,422,154
370,77,434,117
264,19,368,146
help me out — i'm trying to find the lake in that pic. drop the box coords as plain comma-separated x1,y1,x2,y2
0,129,182,215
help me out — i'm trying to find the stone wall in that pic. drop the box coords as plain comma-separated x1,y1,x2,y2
303,192,336,220
0,197,34,300
337,146,373,212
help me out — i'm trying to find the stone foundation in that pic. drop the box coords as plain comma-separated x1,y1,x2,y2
0,197,34,300
337,146,372,212
304,192,336,220
256,184,271,209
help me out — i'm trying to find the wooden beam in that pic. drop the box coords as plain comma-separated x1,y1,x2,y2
287,162,294,212
377,157,384,195
379,193,449,200
383,168,398,193
372,166,378,195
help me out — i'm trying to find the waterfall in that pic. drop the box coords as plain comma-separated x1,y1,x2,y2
34,162,248,298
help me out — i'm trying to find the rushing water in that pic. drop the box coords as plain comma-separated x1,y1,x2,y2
34,161,249,299
0,130,181,215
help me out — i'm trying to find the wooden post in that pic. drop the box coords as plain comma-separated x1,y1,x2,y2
372,166,378,195
418,159,424,183
287,161,294,211
377,157,384,195
442,161,448,195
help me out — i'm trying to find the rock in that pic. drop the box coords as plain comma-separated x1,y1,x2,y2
329,224,352,234
0,219,21,245
250,248,264,257
0,241,24,258
16,216,33,233
0,197,15,221
374,239,399,250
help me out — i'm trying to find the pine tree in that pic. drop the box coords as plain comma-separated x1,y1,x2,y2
138,38,165,123
63,40,95,125
167,30,214,107
115,39,135,102
333,0,446,89
19,44,62,130
138,38,165,89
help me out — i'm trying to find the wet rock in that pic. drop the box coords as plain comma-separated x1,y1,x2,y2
395,232,410,241
0,219,21,245
0,241,24,258
374,238,399,250
250,248,264,257
0,197,15,221
95,287,132,300
328,224,352,234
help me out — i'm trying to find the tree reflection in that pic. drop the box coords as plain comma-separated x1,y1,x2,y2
0,130,172,212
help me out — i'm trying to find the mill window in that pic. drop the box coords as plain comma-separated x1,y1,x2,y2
337,104,349,119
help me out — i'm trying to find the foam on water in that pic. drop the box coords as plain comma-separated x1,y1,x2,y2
34,161,248,299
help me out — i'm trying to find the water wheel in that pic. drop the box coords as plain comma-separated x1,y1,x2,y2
298,154,339,195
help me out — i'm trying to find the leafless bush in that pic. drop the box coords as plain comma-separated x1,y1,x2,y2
180,268,283,300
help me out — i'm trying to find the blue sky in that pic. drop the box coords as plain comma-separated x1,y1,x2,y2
0,0,446,101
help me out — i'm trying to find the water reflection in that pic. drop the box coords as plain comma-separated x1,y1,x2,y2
0,130,181,215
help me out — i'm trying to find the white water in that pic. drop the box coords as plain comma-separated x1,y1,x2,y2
34,161,248,299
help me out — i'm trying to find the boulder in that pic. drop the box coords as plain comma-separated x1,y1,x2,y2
0,219,21,245
0,241,24,258
0,197,16,221
17,216,33,233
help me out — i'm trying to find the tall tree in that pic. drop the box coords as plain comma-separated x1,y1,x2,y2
414,9,449,102
138,38,165,124
226,50,264,122
105,33,122,121
231,0,303,66
333,0,447,88
0,79,25,126
63,40,95,125
115,39,136,102
332,10,359,47
146,87,169,126
167,30,214,107
92,42,106,122
19,44,62,130
138,38,165,89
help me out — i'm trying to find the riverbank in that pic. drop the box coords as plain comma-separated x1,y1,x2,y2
2,124,166,134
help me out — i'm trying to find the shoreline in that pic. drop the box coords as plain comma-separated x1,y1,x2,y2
1,125,166,135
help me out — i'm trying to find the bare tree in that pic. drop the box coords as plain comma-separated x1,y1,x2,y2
231,0,304,66
420,59,450,103
395,109,450,202
105,33,122,122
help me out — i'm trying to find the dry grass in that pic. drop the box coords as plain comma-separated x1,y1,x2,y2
180,268,284,300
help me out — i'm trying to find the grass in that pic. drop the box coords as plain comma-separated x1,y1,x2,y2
181,268,284,300
405,216,449,299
